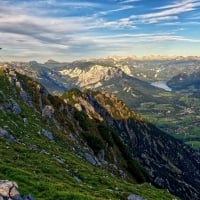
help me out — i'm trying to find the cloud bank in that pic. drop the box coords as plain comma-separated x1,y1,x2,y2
0,0,200,61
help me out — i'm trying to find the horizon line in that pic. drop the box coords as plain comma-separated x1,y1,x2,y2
1,54,200,64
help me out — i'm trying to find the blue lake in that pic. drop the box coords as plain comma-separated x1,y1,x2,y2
151,81,172,91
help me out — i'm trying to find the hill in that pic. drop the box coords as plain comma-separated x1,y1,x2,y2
167,71,200,90
0,66,178,200
62,89,200,200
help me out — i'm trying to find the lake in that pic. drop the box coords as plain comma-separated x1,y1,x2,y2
151,80,172,91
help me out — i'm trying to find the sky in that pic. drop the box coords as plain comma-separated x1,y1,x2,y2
0,0,200,62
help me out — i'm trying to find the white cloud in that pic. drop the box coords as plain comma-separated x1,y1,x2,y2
155,0,200,10
120,0,141,4
130,0,200,24
0,0,199,61
141,16,179,24
93,18,136,29
47,0,100,8
98,5,134,16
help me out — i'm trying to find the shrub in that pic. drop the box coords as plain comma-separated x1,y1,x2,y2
82,132,104,154
74,110,89,131
97,123,114,146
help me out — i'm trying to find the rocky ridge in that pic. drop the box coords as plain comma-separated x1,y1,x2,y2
0,66,177,199
167,71,200,90
63,89,200,200
59,65,124,88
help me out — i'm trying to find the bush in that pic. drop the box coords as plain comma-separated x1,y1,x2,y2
97,123,114,146
82,132,105,154
74,111,89,131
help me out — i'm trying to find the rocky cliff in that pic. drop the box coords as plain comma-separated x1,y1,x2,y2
62,89,200,200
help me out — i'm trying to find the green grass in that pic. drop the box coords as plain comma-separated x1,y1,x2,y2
185,141,200,149
0,137,177,200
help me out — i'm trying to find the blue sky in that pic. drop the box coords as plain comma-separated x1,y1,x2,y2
1,0,200,62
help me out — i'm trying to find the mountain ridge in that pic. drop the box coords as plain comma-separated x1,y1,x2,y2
62,89,200,200
0,66,178,200
167,71,200,90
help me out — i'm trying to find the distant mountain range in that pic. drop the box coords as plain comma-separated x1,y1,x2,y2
2,56,200,93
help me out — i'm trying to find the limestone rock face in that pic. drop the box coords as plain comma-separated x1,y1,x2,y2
84,153,100,166
0,181,19,197
60,65,123,88
0,181,34,200
42,105,54,119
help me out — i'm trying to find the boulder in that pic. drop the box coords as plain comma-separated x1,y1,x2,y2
42,105,54,119
0,181,34,200
0,127,15,141
73,176,82,183
9,100,22,115
0,180,20,197
38,129,54,141
84,153,97,166
127,194,145,200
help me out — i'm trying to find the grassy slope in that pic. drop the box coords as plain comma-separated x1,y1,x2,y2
0,69,177,200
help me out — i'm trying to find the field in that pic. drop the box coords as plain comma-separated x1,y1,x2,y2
134,90,200,150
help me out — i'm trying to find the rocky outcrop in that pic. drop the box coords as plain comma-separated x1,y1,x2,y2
9,100,22,115
83,153,101,166
0,180,34,200
78,91,200,200
0,127,15,141
38,129,54,142
0,99,21,115
97,149,105,162
60,65,124,88
42,105,54,119
127,194,145,200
